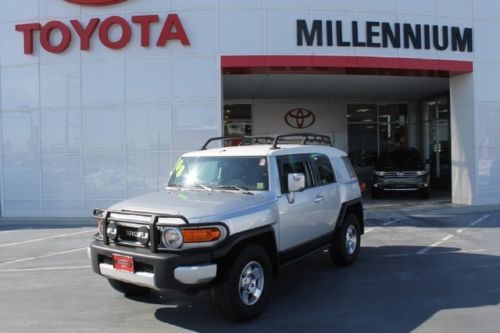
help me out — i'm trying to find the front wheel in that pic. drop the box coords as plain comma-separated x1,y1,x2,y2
212,245,272,321
330,215,361,266
108,279,150,297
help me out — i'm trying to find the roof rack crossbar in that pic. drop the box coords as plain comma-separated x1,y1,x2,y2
272,133,332,149
239,136,275,146
201,136,243,150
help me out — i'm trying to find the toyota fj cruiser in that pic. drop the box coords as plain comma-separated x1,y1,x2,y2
89,133,364,321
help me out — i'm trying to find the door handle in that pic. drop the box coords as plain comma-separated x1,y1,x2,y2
314,195,325,203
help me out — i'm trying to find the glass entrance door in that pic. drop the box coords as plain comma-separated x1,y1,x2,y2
347,103,408,186
423,96,450,189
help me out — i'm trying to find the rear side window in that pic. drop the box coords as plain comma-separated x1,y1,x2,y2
312,154,335,185
342,156,357,179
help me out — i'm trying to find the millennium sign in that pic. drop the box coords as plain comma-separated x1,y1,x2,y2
297,20,473,52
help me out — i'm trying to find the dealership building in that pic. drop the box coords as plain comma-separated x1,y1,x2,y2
0,0,498,217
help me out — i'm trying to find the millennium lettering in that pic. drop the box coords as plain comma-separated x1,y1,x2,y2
297,20,473,52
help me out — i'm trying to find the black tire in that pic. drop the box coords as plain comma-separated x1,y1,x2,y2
330,215,361,266
371,188,380,199
420,188,430,199
108,279,150,297
213,244,272,322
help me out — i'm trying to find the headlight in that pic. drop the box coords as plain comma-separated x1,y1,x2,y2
93,209,106,239
374,171,385,176
96,218,105,239
416,171,427,176
161,227,183,249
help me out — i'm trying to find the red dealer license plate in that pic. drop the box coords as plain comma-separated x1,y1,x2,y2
112,254,134,273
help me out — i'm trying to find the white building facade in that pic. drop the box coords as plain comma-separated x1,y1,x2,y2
0,0,498,217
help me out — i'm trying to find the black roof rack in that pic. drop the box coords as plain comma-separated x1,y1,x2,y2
201,133,332,150
201,136,243,150
239,136,275,146
271,133,332,149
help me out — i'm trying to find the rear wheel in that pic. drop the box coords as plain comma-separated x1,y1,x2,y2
108,279,150,297
212,244,272,321
330,215,361,266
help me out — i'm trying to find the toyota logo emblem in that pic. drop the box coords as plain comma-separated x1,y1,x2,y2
285,108,316,129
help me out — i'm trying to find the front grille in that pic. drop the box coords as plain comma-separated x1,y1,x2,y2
118,225,149,244
136,262,154,273
100,255,113,266
99,255,154,274
384,171,418,178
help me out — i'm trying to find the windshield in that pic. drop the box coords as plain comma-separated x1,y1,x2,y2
376,151,424,170
168,156,269,191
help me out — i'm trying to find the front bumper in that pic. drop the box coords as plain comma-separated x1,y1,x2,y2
90,241,217,290
373,176,428,191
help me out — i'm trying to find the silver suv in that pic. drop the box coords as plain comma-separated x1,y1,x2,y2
89,134,364,321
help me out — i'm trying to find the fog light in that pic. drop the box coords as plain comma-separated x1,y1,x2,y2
106,221,118,241
373,183,379,188
137,226,150,245
161,227,183,248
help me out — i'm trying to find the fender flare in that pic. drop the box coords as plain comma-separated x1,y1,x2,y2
335,198,364,234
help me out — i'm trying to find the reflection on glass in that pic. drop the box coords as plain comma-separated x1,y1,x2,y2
223,104,252,137
347,103,408,185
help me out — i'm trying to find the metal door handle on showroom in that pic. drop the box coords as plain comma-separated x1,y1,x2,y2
314,195,325,203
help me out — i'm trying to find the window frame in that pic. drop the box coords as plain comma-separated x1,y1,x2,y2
277,154,315,194
310,154,336,186
277,153,336,193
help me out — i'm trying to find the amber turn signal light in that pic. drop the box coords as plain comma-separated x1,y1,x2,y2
182,228,221,243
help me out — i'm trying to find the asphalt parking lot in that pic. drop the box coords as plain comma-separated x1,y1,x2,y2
1,204,499,333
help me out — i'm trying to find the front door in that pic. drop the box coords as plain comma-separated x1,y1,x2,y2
276,153,339,252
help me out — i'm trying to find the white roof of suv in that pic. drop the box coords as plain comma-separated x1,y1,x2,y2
183,144,347,158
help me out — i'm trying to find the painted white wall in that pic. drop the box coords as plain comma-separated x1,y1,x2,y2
251,99,347,151
470,0,500,205
0,0,497,216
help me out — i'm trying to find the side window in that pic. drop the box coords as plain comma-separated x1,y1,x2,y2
341,156,357,179
277,155,313,193
312,154,336,185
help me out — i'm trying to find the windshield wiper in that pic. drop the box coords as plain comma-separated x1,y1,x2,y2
166,184,213,192
215,185,254,195
195,184,213,192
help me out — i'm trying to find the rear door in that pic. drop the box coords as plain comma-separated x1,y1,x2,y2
310,154,341,231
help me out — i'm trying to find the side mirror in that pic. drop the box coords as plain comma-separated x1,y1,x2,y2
288,173,305,193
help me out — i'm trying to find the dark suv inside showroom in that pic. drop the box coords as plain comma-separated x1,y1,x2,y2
372,149,430,199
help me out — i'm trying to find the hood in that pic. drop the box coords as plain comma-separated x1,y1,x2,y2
108,190,275,223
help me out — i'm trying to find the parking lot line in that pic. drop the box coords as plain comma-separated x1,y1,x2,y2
0,247,87,266
417,214,490,255
0,265,91,273
470,215,490,227
0,229,95,248
0,227,35,234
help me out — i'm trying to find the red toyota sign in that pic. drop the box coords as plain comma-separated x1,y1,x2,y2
65,0,126,5
15,14,190,54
